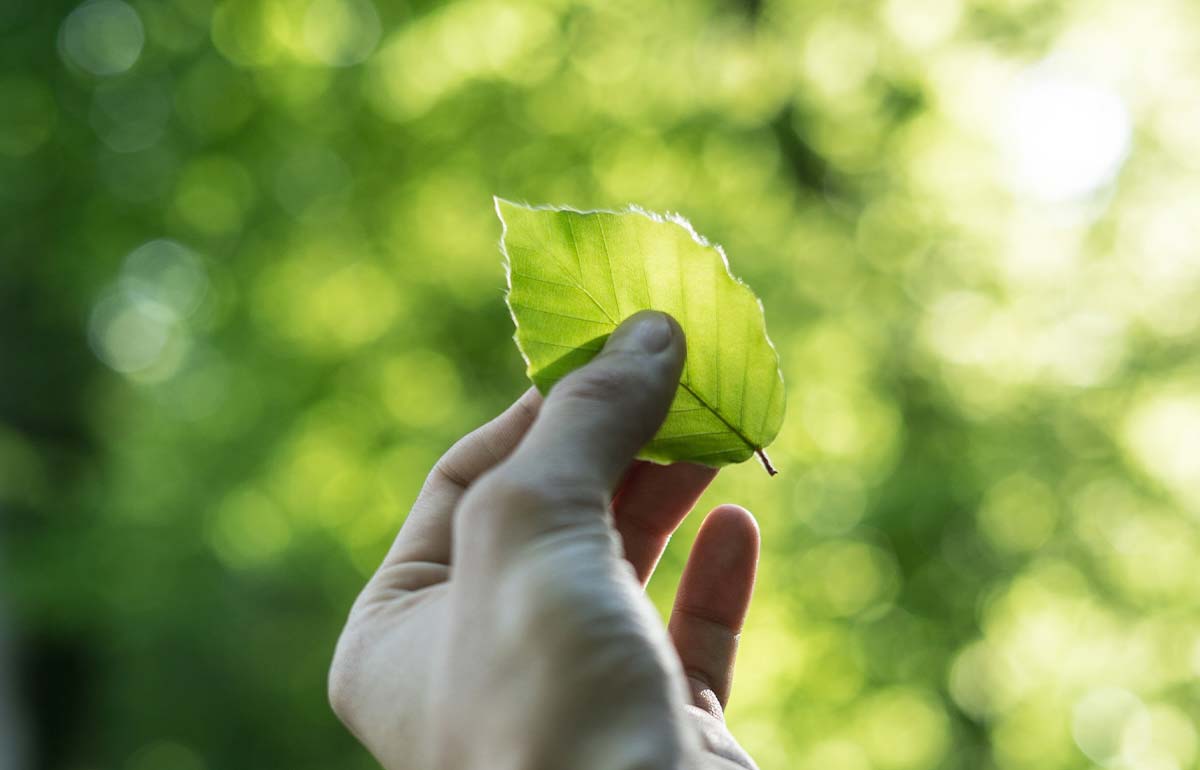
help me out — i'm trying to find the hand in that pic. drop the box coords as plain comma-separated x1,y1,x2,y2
329,311,761,770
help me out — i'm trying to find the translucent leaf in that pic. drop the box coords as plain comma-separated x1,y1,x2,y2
497,198,786,473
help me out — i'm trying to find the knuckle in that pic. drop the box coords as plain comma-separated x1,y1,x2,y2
428,450,471,491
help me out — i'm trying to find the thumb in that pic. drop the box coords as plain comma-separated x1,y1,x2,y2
461,310,685,557
514,309,685,493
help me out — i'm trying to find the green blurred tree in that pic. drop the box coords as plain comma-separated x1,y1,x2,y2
3,0,1199,768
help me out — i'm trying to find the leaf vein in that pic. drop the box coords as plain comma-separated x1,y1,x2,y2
653,429,734,442
676,230,690,387
679,382,757,454
759,367,779,438
523,337,604,352
509,301,611,325
686,447,750,460
595,216,623,320
555,219,618,325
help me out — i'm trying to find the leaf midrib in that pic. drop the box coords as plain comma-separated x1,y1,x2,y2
677,381,759,455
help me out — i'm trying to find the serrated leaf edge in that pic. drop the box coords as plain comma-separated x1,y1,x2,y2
494,195,786,465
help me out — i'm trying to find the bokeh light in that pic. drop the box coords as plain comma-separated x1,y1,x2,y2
1003,65,1132,203
88,288,183,378
58,0,145,76
89,75,171,153
300,0,381,67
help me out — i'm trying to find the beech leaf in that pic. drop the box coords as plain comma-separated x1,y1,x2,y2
497,198,786,474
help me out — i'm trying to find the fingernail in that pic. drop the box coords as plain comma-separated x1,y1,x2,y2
612,311,673,353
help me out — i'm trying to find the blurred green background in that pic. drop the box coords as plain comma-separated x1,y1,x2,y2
3,0,1200,767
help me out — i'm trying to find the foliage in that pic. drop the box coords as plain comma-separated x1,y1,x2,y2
2,0,1200,768
499,199,785,469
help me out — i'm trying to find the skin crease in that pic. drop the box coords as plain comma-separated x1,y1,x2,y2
329,311,761,770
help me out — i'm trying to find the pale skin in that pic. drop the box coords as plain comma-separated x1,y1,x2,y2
329,311,760,770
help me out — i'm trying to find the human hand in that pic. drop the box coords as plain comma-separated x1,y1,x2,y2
329,311,760,770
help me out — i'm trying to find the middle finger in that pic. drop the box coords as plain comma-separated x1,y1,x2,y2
611,461,717,584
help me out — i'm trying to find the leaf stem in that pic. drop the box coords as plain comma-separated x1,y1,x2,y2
756,448,778,476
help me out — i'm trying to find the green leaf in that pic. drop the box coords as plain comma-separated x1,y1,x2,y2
496,198,786,473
